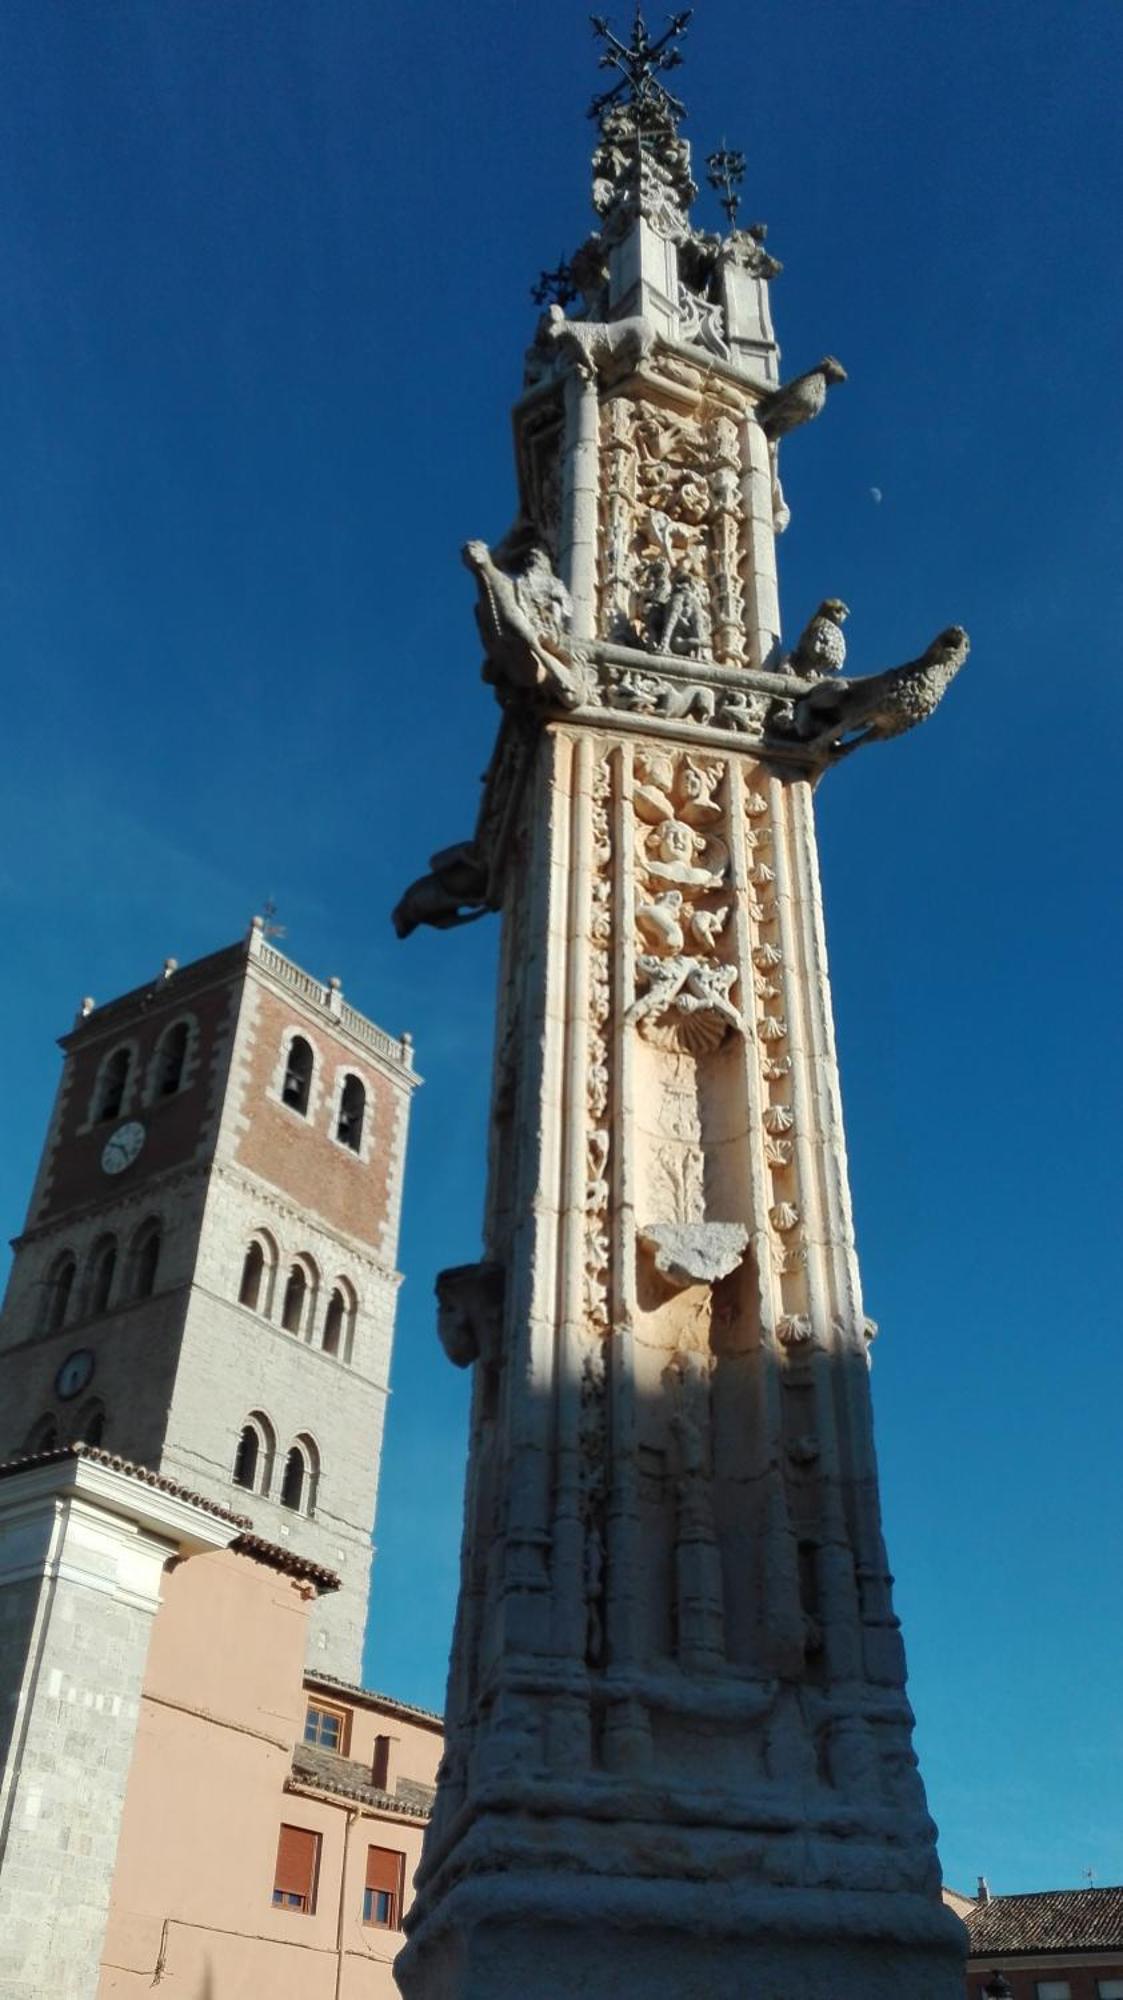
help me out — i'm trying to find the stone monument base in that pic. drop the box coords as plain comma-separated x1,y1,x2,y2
398,1874,967,1999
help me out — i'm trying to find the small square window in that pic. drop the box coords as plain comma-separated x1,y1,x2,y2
303,1702,346,1752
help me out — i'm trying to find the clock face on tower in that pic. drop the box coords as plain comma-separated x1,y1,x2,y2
101,1120,146,1176
55,1348,95,1400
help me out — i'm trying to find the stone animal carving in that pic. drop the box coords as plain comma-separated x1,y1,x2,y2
462,540,588,711
615,670,716,724
392,842,490,939
774,626,970,760
756,356,847,442
544,301,656,383
784,598,849,678
435,1262,505,1369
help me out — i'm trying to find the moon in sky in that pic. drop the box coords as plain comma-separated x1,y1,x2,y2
870,486,883,504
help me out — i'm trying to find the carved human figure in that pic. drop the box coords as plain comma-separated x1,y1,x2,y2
641,560,712,659
644,816,726,889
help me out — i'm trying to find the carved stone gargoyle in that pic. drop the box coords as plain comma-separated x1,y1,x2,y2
435,1261,505,1369
462,539,591,712
391,842,490,939
771,625,970,762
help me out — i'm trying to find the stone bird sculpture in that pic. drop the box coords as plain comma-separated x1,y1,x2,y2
756,356,847,442
785,598,849,677
776,626,970,761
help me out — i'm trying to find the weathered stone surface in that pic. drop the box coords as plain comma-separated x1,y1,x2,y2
397,16,968,1998
639,1220,748,1287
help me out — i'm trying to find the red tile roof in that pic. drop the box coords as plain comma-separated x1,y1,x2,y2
967,1886,1123,1956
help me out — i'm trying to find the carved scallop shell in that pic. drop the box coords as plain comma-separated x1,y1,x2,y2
763,1104,794,1134
777,1313,813,1347
765,1137,793,1169
749,863,777,886
758,1016,788,1042
744,790,768,816
770,1202,801,1232
753,942,783,969
762,1055,793,1080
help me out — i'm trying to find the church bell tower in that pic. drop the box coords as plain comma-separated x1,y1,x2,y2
0,922,417,1681
395,16,969,1997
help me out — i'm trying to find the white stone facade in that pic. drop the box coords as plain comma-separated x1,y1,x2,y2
0,1456,231,2000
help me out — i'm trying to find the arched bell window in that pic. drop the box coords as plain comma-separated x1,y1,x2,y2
233,1412,276,1495
75,1401,106,1447
336,1074,366,1153
322,1280,357,1362
281,1266,306,1334
87,1235,118,1318
279,1434,319,1516
94,1045,133,1123
42,1252,77,1334
238,1232,278,1316
282,1036,314,1115
155,1019,190,1097
280,1257,317,1338
25,1414,60,1454
240,1241,266,1310
130,1217,161,1300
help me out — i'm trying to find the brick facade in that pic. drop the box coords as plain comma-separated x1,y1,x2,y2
0,926,418,1679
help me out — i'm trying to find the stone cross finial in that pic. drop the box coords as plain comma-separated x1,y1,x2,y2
588,6,693,123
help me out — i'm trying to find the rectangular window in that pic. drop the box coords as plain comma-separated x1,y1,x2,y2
303,1702,347,1752
1036,1985,1072,2000
1098,1986,1123,1999
363,1845,404,1929
272,1824,320,1914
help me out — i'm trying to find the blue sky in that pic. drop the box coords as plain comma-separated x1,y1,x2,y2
1,0,1120,1899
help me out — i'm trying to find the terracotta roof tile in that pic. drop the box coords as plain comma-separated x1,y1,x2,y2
302,1668,442,1728
289,1741,433,1818
0,1443,251,1527
230,1532,340,1592
967,1886,1123,1956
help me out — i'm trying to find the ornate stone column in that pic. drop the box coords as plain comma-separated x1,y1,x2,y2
396,19,970,1997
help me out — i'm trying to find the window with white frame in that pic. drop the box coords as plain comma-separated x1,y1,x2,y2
281,1035,314,1115
336,1073,366,1153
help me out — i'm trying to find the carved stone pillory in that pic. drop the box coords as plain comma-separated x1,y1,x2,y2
394,13,969,1997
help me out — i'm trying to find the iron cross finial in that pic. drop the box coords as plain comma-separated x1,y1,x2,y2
706,143,746,229
531,258,579,310
588,8,693,122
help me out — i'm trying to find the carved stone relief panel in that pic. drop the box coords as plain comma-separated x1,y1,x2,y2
628,750,742,1055
596,390,748,667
